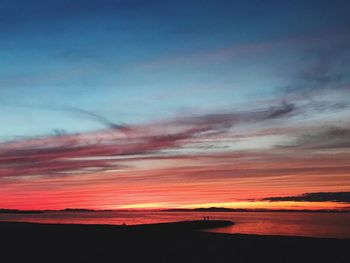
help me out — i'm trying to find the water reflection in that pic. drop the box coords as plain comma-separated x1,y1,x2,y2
1,211,349,239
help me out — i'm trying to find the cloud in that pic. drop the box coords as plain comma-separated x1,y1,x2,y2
284,26,350,95
0,103,295,178
263,191,350,203
167,102,295,129
283,126,350,150
137,24,350,74
66,107,129,131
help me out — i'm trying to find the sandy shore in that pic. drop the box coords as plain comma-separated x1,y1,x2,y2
1,220,349,263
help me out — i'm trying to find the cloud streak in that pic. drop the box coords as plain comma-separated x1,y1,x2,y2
283,126,350,150
263,192,350,203
0,103,295,178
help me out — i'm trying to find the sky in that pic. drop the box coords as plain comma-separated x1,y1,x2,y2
0,0,350,210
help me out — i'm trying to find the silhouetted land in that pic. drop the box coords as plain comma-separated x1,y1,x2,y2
0,208,112,214
60,208,113,212
1,221,349,263
0,209,43,214
2,207,349,214
163,207,350,213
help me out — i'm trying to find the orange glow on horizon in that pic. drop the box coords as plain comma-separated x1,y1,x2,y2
109,201,349,211
1,138,350,211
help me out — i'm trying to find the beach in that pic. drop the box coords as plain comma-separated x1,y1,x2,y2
1,221,349,263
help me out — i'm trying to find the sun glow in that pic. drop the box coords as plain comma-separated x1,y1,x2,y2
106,201,349,211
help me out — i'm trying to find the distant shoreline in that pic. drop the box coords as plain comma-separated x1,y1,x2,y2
1,207,349,214
0,208,112,214
162,207,350,213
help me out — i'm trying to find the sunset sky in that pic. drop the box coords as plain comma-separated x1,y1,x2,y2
1,0,350,210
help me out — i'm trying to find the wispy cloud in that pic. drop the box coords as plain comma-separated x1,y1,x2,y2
137,25,350,70
0,103,295,178
263,191,350,203
282,126,350,150
64,107,129,131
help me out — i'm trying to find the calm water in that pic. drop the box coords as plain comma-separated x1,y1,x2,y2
1,211,349,239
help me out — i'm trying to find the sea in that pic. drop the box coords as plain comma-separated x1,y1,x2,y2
1,211,349,239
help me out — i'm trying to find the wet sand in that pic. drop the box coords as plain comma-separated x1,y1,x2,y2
1,220,349,263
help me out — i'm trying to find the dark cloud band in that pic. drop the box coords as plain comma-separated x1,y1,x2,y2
263,192,350,203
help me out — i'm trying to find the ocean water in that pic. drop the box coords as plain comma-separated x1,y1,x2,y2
1,211,349,239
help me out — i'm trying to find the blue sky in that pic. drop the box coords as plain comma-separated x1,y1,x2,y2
1,0,349,139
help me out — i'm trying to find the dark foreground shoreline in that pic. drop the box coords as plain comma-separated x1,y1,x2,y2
1,221,349,263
